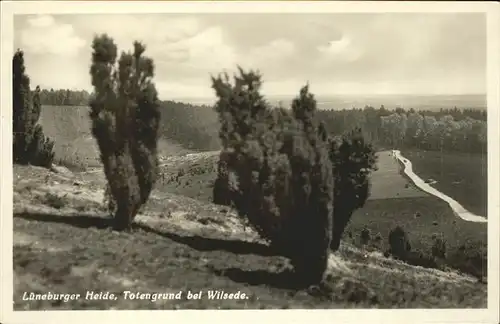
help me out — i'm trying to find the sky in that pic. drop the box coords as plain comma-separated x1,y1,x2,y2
14,13,486,101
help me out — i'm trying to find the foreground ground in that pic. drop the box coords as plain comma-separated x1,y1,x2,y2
12,148,487,309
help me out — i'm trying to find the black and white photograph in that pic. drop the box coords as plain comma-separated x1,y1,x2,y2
1,1,499,323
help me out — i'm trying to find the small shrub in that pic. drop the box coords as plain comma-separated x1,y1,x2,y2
406,249,438,269
42,192,66,209
75,204,88,212
370,232,383,249
27,124,55,168
334,277,377,304
13,50,55,168
388,226,411,260
360,227,370,246
447,244,486,279
431,234,447,259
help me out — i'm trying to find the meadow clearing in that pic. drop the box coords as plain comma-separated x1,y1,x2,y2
40,104,488,279
154,144,488,280
400,149,488,217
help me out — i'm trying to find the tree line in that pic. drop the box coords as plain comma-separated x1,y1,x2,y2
33,88,91,106
153,103,488,154
317,106,487,154
34,89,487,155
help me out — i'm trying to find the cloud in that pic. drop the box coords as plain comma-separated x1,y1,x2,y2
156,37,297,99
66,15,238,77
316,35,362,63
76,15,202,54
160,26,237,72
156,79,215,99
14,13,486,97
27,15,54,28
247,39,296,63
20,15,86,57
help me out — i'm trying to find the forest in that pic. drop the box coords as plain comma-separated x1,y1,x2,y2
37,89,487,154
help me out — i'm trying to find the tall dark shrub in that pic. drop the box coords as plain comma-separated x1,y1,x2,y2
286,85,334,284
28,124,55,168
328,127,377,251
388,226,412,260
89,35,160,230
360,227,371,246
212,68,333,286
13,50,54,168
213,151,232,206
431,234,447,259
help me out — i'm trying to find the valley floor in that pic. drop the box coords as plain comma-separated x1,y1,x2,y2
154,150,488,280
400,149,487,217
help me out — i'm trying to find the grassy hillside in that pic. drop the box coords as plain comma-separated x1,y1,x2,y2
159,101,220,151
39,105,193,170
150,150,488,279
17,104,487,309
13,162,486,310
35,104,488,278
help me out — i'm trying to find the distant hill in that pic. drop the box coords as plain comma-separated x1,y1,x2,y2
158,100,220,152
170,94,487,111
38,93,487,170
38,105,191,170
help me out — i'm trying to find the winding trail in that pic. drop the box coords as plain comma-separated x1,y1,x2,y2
392,150,487,223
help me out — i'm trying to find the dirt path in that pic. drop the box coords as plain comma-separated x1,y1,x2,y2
393,150,487,223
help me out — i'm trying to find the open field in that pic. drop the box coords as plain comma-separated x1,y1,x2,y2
151,150,487,279
345,197,487,278
151,150,428,205
400,149,487,217
13,164,486,309
368,151,427,200
151,151,431,203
